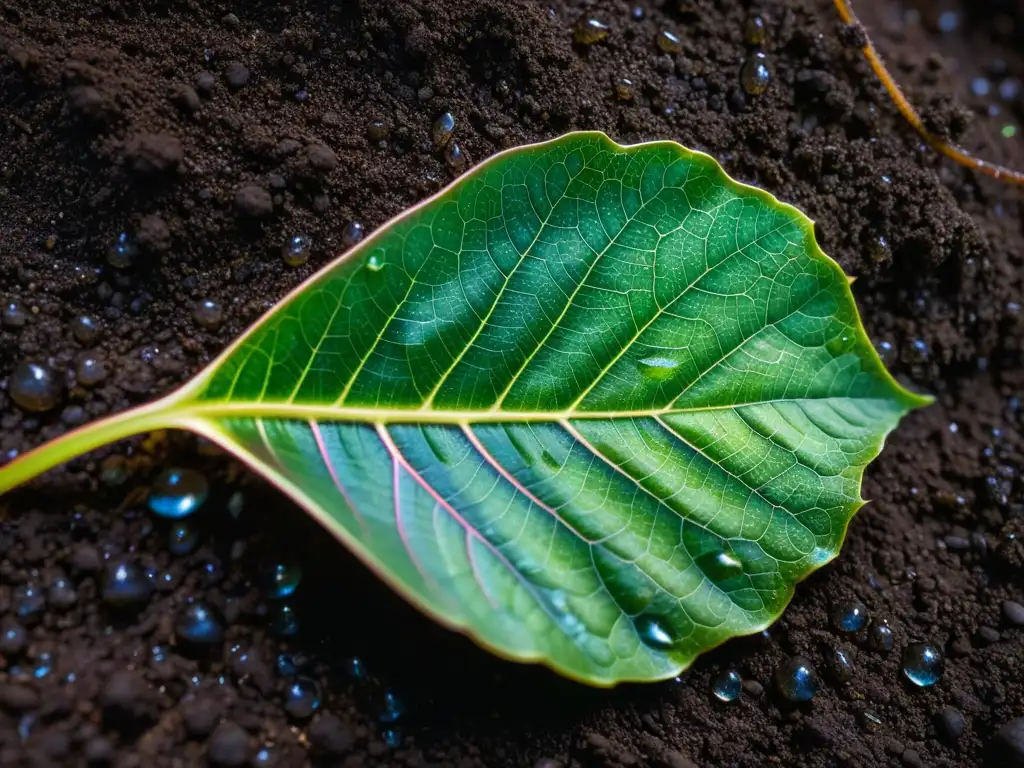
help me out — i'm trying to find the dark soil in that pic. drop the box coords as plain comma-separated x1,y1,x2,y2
1,0,1024,765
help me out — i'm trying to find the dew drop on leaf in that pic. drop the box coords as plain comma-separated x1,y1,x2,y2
634,614,677,650
696,549,744,581
365,252,384,272
637,356,680,381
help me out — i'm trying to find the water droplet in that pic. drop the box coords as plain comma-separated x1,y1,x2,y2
655,29,682,54
276,653,298,676
868,235,891,265
383,729,403,749
175,600,225,645
284,677,320,719
70,315,101,345
253,746,276,765
774,656,817,702
830,599,868,633
193,299,223,331
103,560,154,606
77,357,108,387
444,140,468,173
365,253,384,272
637,356,680,382
1,300,28,328
902,642,943,687
342,220,365,248
14,584,45,619
711,670,742,702
613,77,635,101
346,656,367,679
0,621,27,654
282,234,313,267
741,52,771,95
9,361,62,412
696,549,744,581
635,614,677,650
148,468,209,519
937,10,959,33
431,111,456,148
47,576,77,609
169,522,199,555
743,14,767,45
826,647,854,684
271,603,299,636
33,652,52,679
574,18,610,46
260,558,303,599
367,120,390,142
379,689,405,722
107,232,138,269
971,77,991,97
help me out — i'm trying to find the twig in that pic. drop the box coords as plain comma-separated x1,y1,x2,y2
834,0,1024,185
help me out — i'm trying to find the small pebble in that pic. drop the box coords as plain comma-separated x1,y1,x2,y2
978,626,1001,644
47,576,77,609
935,706,966,743
207,721,251,766
234,185,274,218
99,670,148,718
9,362,62,412
181,695,221,737
868,622,894,653
574,18,610,46
309,712,355,756
995,718,1024,764
1002,600,1024,626
260,559,302,599
223,62,250,89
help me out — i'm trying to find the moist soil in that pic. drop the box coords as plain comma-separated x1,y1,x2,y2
1,0,1024,766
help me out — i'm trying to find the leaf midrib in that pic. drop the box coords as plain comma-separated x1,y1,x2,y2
171,395,902,425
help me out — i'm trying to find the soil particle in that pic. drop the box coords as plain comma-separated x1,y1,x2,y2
206,721,251,766
935,706,967,743
308,711,355,756
123,133,184,175
234,185,274,218
997,718,1024,765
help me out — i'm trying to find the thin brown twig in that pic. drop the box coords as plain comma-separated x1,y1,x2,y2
834,0,1024,185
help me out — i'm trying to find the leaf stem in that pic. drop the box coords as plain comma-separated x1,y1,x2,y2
0,399,173,495
835,0,1024,185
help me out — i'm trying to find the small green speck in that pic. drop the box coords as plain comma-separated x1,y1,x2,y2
1002,124,1017,139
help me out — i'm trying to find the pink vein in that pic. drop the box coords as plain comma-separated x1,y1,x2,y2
375,424,499,608
309,421,370,537
460,424,598,544
390,439,433,583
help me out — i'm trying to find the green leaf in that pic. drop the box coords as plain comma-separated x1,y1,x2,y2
0,132,929,686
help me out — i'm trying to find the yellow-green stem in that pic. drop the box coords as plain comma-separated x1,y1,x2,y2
0,399,175,495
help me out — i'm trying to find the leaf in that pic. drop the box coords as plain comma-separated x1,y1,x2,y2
0,132,929,686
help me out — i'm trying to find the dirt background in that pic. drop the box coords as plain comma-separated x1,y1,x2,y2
2,0,1024,765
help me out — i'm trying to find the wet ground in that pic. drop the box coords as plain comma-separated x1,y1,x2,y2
1,0,1024,765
